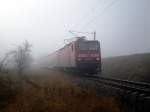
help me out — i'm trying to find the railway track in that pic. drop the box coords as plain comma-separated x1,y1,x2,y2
79,74,150,97
47,68,150,97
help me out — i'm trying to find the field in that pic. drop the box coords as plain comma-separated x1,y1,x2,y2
0,53,150,112
102,53,150,83
0,69,122,112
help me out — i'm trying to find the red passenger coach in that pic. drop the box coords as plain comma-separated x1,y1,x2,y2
46,37,101,73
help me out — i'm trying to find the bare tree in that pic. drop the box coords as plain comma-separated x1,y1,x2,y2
0,52,13,73
11,41,32,79
0,41,34,90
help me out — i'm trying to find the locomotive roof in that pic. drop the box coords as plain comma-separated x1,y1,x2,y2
58,41,75,51
46,39,99,57
58,39,99,51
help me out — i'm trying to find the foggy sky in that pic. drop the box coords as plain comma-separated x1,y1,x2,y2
0,0,150,58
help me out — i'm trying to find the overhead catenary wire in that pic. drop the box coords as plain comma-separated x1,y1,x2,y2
81,0,119,30
69,31,94,34
72,0,105,30
67,0,118,40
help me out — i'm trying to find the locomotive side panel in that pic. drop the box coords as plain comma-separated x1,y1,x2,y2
57,42,76,68
70,43,76,67
58,46,69,67
46,52,58,68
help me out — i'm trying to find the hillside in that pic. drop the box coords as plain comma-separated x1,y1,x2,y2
102,53,150,83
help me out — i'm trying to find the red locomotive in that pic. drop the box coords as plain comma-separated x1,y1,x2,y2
42,37,101,73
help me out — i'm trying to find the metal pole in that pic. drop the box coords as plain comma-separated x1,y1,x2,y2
94,31,96,40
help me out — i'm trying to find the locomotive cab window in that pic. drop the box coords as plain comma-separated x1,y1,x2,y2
78,42,88,51
78,41,99,51
89,42,99,50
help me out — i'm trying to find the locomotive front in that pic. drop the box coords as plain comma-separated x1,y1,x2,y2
75,39,101,73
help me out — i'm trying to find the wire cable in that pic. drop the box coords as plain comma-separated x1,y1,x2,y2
72,0,105,29
81,0,119,30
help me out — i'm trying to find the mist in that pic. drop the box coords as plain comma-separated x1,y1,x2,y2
0,0,150,58
1,1,150,111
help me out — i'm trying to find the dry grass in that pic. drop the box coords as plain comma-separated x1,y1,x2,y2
102,53,150,83
1,70,123,112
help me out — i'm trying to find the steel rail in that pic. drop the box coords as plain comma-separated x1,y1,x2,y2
99,76,150,90
79,75,150,96
94,78,150,95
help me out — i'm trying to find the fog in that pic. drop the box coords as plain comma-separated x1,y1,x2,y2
0,0,150,58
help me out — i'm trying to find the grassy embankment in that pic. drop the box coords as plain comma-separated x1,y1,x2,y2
2,53,149,111
0,70,122,112
102,53,150,83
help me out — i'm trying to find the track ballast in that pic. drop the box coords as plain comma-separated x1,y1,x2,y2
78,74,150,98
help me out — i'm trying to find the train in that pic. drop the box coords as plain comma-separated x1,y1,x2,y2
41,37,101,73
